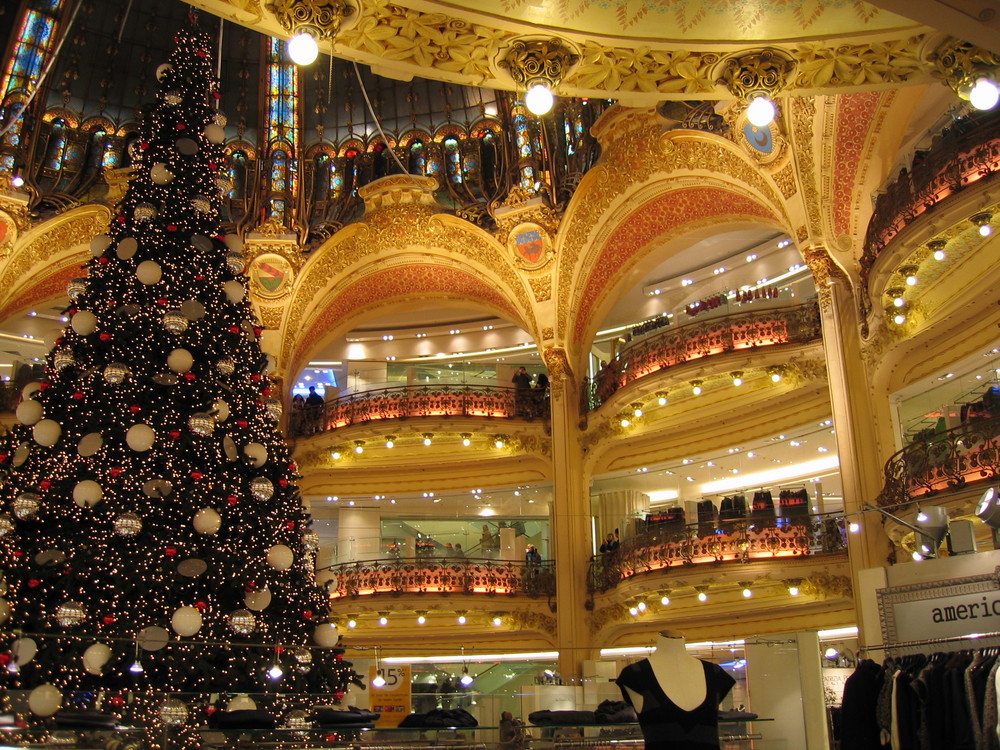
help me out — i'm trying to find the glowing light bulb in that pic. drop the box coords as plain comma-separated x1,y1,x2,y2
746,96,776,127
460,671,474,687
417,615,426,625
462,437,471,447
379,616,388,626
269,664,283,680
771,372,782,383
524,83,554,115
11,175,24,188
493,616,503,627
331,450,341,460
372,673,386,688
742,587,752,598
657,395,667,406
347,619,357,629
620,417,631,428
912,550,924,561
849,522,861,534
732,376,743,387
287,29,319,66
457,615,466,625
354,444,364,454
385,438,394,449
633,407,643,418
933,248,946,261
660,595,670,606
697,591,708,602
905,273,918,286
981,223,993,237
970,78,1000,110
893,312,907,325
423,436,432,446
130,660,144,674
916,510,929,523
893,296,905,308
637,601,647,612
692,385,702,395
629,606,639,616
788,585,800,597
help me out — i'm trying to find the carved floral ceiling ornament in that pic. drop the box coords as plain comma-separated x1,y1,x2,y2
191,0,978,103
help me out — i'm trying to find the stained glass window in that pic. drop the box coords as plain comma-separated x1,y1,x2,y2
409,141,426,175
0,0,66,148
44,119,67,170
444,137,462,184
511,105,538,191
264,38,298,201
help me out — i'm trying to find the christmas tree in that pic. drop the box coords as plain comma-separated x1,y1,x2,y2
0,15,358,734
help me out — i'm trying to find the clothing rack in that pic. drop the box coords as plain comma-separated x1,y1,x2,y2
861,630,1000,652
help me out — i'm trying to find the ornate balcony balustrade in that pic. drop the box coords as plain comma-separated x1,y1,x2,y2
323,557,555,599
861,111,1000,314
586,301,822,409
588,514,846,594
289,384,548,437
877,415,1000,508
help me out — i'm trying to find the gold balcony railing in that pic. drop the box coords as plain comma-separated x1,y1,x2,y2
877,414,1000,508
587,514,846,594
586,301,822,409
323,557,556,599
861,111,1000,316
289,384,548,437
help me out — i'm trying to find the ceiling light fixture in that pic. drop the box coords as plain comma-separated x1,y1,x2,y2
731,371,744,387
722,49,793,128
501,38,578,116
691,380,703,395
927,239,947,261
354,440,364,454
972,211,993,237
269,1,354,67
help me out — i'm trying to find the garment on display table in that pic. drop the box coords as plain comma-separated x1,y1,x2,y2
615,659,735,750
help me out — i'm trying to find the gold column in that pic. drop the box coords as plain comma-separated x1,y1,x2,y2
806,246,894,644
543,348,599,675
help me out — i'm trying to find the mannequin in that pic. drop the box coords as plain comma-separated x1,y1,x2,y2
616,631,736,750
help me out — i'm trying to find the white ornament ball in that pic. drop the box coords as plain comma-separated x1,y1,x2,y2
12,637,37,665
171,606,203,636
90,234,112,257
21,381,42,399
267,544,294,570
224,234,244,252
204,124,226,144
16,399,43,426
228,695,257,712
155,63,173,81
33,419,61,447
126,423,155,452
264,355,277,374
214,399,230,422
73,480,103,508
82,643,112,675
0,598,9,624
137,260,162,285
313,623,340,647
244,587,271,611
71,310,97,336
151,163,174,184
244,443,267,467
223,280,245,303
193,507,221,535
28,684,62,716
167,348,193,373
116,237,138,259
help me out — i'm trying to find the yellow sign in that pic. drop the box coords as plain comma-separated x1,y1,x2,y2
368,663,412,727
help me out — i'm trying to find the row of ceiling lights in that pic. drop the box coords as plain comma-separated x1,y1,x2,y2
331,433,510,459
887,212,993,326
625,579,805,615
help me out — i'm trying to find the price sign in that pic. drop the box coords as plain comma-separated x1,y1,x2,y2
368,663,411,727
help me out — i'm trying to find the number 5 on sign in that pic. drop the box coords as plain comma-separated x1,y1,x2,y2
368,663,411,727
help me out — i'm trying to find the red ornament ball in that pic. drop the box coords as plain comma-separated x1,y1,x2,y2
195,601,207,611
169,430,181,440
12,550,23,558
110,696,125,707
165,546,178,558
27,579,40,588
176,123,186,130
99,332,112,341
335,654,343,663
285,521,295,530
140,141,150,151
0,454,8,463
184,373,196,381
39,480,52,491
191,471,203,481
129,405,141,414
39,382,51,390
303,610,313,621
279,479,289,488
110,467,124,477
157,298,169,306
236,420,248,428
167,224,178,232
103,615,116,625
73,391,84,400
0,654,10,666
228,326,240,334
98,257,110,265
227,494,238,505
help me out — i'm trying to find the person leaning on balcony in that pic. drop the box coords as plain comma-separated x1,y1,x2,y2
306,386,324,406
600,531,620,554
512,366,533,416
525,544,542,565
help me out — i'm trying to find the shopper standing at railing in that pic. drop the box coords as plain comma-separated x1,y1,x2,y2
512,366,533,416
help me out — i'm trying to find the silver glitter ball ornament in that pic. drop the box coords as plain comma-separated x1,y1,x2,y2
293,647,313,671
213,111,228,127
103,362,129,384
134,203,157,221
225,252,245,274
55,601,86,627
164,91,182,106
265,398,282,420
114,512,142,536
53,350,74,371
14,493,40,520
216,358,235,376
163,310,188,333
191,195,212,214
302,530,320,551
285,709,309,728
159,699,188,725
0,514,13,536
250,477,274,501
228,608,256,634
216,176,234,195
66,278,88,301
188,413,215,436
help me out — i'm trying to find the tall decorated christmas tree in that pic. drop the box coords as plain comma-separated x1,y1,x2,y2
0,15,357,733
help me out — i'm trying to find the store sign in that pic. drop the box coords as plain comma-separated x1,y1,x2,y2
877,567,1000,652
368,663,412,727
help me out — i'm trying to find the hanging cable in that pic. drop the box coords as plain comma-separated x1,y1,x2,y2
0,0,85,140
115,0,134,42
351,61,420,182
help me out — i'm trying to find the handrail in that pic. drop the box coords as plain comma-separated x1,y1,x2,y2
588,513,847,594
876,414,1000,508
323,556,556,599
586,301,822,410
861,111,1000,315
288,384,549,437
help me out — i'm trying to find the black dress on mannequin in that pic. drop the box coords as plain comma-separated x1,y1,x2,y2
616,659,735,750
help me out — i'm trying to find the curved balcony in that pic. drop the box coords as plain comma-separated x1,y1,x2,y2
587,301,822,409
289,384,548,437
324,557,555,600
862,112,1000,309
588,514,847,594
877,415,1000,508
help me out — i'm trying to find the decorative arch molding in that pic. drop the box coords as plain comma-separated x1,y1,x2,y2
287,262,528,379
0,205,110,324
281,204,532,373
570,185,783,350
